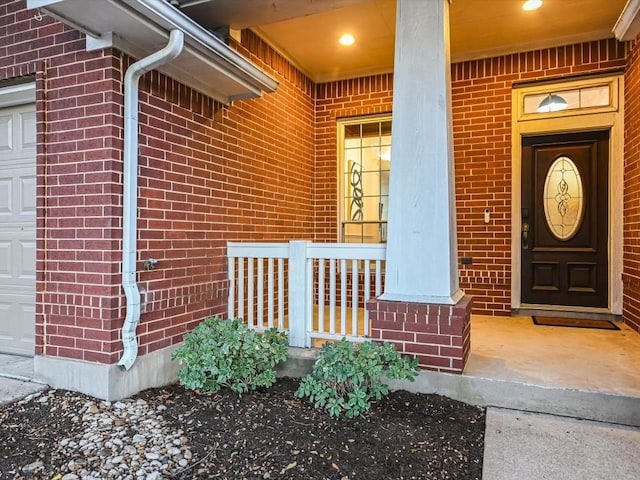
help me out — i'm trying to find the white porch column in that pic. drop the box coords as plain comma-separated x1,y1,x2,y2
382,0,463,304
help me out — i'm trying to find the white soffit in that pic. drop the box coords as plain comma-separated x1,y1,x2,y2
27,0,278,104
614,0,640,41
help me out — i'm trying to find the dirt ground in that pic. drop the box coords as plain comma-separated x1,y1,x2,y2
0,378,485,479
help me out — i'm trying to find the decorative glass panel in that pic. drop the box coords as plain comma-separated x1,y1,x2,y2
543,156,584,241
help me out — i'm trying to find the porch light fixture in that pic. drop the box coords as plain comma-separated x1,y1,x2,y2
537,93,568,112
339,33,355,46
522,0,542,11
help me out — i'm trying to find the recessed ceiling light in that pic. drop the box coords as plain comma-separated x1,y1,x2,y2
339,33,355,46
522,0,542,11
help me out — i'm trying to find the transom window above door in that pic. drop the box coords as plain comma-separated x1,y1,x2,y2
515,76,619,121
338,115,392,243
523,84,610,114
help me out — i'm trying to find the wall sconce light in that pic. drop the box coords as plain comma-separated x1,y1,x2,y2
537,93,568,113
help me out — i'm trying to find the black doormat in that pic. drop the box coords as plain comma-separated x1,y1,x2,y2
532,316,620,330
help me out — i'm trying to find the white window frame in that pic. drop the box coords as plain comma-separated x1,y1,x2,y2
336,114,392,244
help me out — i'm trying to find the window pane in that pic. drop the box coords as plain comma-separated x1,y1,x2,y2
559,90,580,110
361,122,380,138
339,116,391,243
380,120,392,137
581,85,609,108
344,124,361,138
361,146,381,170
523,93,548,114
345,137,361,150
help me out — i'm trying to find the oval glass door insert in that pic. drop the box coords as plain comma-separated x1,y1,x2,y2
543,156,584,240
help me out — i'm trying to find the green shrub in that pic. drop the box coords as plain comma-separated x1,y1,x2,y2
171,317,288,394
295,339,420,417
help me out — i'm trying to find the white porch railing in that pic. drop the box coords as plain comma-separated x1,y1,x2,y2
227,241,386,347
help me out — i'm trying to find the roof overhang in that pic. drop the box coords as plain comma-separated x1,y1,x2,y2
614,0,640,41
27,0,278,104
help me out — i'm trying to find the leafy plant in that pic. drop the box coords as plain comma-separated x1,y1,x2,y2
171,317,288,394
295,339,420,417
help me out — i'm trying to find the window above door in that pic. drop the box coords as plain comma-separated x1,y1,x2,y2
515,76,620,121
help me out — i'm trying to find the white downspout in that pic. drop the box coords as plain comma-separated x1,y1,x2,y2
118,29,184,371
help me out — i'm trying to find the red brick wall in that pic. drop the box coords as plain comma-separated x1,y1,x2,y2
315,75,394,241
133,31,315,355
368,296,472,374
315,39,626,316
4,0,636,366
2,1,316,364
623,37,640,333
2,1,125,363
453,39,626,315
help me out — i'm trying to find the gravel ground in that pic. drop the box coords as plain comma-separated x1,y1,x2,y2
0,378,485,479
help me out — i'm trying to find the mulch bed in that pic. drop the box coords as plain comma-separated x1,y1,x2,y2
0,377,485,479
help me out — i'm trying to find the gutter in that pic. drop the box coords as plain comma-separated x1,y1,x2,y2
28,0,278,104
132,0,278,97
118,29,185,371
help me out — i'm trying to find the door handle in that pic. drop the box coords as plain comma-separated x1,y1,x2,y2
522,222,529,250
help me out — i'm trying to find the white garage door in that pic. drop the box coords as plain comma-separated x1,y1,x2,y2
0,99,36,356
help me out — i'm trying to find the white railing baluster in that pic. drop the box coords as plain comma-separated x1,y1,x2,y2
318,259,325,334
228,256,235,319
329,259,336,334
375,259,382,296
247,258,254,328
257,258,264,328
352,259,358,337
364,260,371,337
267,257,274,329
238,256,245,320
278,258,284,330
340,258,347,336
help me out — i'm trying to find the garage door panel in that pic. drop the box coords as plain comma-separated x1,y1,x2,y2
19,238,36,281
0,169,36,219
0,298,35,355
0,114,11,152
19,173,36,214
0,177,10,214
20,110,36,150
0,233,35,282
0,99,35,356
0,240,9,277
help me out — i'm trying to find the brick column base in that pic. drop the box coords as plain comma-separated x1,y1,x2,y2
366,295,473,374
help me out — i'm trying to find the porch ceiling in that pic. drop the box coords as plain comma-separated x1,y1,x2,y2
176,0,629,83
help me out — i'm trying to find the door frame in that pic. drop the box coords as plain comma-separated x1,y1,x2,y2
511,74,624,314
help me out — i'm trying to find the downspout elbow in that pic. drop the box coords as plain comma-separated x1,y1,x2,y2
118,29,184,371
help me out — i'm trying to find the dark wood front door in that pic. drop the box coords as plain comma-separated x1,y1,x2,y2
521,131,609,308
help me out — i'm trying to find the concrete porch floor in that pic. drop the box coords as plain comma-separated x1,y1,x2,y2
465,315,640,397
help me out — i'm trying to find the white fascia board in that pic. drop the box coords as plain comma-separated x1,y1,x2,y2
27,0,278,104
613,0,640,41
